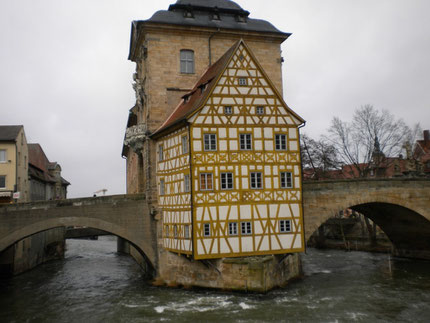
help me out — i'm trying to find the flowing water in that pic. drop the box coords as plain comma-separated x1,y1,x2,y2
0,236,429,322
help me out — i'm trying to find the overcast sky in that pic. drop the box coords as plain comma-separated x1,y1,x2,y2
1,0,429,198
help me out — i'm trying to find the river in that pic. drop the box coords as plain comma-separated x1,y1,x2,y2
1,236,429,322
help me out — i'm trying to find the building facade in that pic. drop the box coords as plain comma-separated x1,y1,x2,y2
0,125,29,203
152,40,305,259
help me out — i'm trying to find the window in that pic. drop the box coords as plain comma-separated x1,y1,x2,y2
256,106,264,115
158,144,164,161
238,77,247,86
229,222,238,235
182,135,188,154
165,225,169,237
224,106,232,115
174,225,178,238
203,133,217,151
279,220,292,233
203,223,211,237
220,172,233,190
275,134,287,150
160,179,165,195
250,172,262,189
180,49,194,74
200,173,213,190
0,150,6,163
240,133,252,150
0,175,5,188
280,172,293,188
184,225,190,239
241,221,252,235
184,174,191,192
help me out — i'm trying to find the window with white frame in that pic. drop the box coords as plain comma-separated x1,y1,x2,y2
239,133,252,150
203,133,217,151
158,144,164,161
182,135,188,154
184,174,191,192
0,150,6,163
241,221,252,235
203,223,211,237
280,172,293,188
279,220,292,233
238,77,247,86
0,175,5,188
224,106,232,114
160,179,165,195
200,173,213,190
184,225,190,239
220,172,233,190
275,134,287,150
229,222,238,235
180,49,194,74
250,172,262,189
256,106,264,115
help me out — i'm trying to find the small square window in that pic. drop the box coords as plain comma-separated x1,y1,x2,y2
200,173,213,191
184,174,191,192
220,172,234,190
275,134,287,150
250,172,262,189
280,172,293,188
280,220,292,233
160,179,165,195
239,134,252,150
229,222,238,235
182,136,188,154
204,133,217,151
158,144,164,161
241,221,252,235
238,77,247,86
203,223,211,237
256,106,264,115
224,106,232,115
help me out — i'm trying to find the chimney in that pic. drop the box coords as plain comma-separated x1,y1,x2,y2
424,130,430,142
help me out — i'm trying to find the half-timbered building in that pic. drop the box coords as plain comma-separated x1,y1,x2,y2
152,40,305,259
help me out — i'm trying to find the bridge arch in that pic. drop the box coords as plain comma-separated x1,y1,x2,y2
303,178,430,259
0,217,155,270
0,194,158,268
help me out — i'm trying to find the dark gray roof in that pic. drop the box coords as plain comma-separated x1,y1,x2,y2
172,0,244,11
141,0,289,36
0,125,23,141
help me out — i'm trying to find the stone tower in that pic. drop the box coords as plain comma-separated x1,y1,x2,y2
122,0,291,203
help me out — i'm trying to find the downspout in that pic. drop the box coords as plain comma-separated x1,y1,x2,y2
208,28,220,66
298,122,307,253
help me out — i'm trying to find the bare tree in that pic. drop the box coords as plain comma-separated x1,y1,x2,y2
324,105,413,177
301,134,342,179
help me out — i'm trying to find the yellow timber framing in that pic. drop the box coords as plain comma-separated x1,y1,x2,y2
189,41,305,259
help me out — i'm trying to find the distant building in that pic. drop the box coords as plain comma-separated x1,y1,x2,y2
0,125,70,203
0,125,29,203
28,144,70,201
303,130,430,181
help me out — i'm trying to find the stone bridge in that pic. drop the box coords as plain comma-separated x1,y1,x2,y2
0,194,158,268
303,178,430,259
